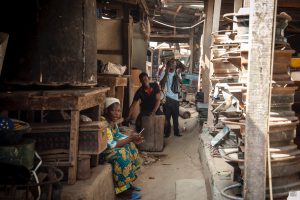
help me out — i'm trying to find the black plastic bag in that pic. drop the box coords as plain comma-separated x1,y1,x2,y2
171,73,180,94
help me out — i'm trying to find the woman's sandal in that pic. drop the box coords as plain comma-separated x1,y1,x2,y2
130,184,142,191
128,192,141,200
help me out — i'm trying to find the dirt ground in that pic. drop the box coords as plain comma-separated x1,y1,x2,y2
134,117,205,200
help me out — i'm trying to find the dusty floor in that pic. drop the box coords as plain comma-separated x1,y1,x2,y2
134,118,205,200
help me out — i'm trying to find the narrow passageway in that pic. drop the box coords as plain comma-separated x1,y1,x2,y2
134,118,206,200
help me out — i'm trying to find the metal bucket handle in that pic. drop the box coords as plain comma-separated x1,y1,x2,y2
223,13,238,23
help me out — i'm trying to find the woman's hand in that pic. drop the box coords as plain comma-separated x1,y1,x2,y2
129,132,144,145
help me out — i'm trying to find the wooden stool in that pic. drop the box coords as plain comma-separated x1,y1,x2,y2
138,115,165,152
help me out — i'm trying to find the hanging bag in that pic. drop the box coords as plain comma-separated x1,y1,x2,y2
171,72,180,94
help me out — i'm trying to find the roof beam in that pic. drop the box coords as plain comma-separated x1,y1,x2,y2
278,1,300,8
150,33,190,42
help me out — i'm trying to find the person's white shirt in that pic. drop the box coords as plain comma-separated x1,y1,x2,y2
160,70,181,101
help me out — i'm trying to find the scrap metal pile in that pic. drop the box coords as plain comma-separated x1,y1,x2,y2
210,8,300,199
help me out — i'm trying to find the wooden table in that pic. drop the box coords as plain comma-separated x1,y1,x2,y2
0,87,109,184
98,74,128,109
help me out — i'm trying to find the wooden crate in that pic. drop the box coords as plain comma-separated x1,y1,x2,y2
138,115,165,152
29,121,108,155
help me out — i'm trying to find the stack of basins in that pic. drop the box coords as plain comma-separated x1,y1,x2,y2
210,31,245,126
222,8,300,198
211,30,240,84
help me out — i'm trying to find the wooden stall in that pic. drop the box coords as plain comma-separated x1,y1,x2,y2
0,87,109,184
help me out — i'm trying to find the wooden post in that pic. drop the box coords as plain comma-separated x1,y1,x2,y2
189,28,194,73
116,86,125,110
68,110,80,184
244,0,277,199
201,0,222,127
122,6,133,116
122,6,133,75
243,0,250,7
212,0,222,33
233,0,243,31
200,0,215,103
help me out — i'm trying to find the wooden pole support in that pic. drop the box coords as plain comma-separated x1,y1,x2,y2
68,110,80,184
244,0,277,199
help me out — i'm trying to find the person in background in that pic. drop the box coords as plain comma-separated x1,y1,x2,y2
102,97,144,200
127,72,162,132
157,58,166,81
160,59,184,137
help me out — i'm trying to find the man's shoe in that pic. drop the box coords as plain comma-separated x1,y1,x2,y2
174,134,183,137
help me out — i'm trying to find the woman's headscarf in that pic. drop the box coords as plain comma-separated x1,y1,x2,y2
105,97,120,109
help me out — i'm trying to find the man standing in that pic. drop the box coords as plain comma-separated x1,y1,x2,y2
127,72,162,132
160,59,183,137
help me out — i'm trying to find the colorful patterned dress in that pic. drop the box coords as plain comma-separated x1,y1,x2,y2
103,124,141,194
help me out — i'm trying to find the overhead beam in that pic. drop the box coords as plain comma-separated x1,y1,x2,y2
156,9,195,18
278,1,300,8
150,33,190,39
116,0,138,4
244,0,277,199
163,0,204,6
150,34,190,42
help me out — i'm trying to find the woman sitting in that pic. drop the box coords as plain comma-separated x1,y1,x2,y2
102,97,144,200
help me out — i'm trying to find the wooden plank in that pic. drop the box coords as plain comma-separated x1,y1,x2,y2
78,92,106,111
150,34,190,39
115,86,125,110
0,33,9,75
0,88,109,111
68,110,80,184
97,49,123,55
244,0,277,199
97,75,128,87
